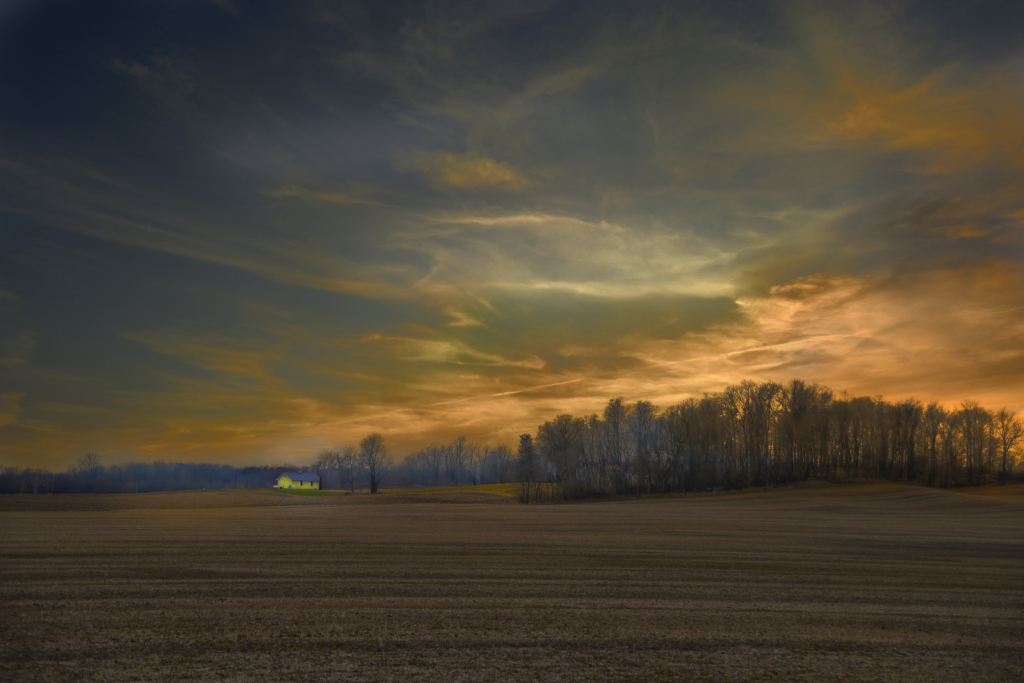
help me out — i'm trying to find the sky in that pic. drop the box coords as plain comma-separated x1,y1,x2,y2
1,0,1022,469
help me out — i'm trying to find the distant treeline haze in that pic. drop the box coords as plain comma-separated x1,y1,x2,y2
2,380,1021,497
0,457,310,495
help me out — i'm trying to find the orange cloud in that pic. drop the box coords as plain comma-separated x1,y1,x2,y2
782,39,1024,175
4,264,1020,469
268,265,1023,451
625,264,1024,413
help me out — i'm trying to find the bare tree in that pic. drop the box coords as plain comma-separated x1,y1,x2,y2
338,446,358,492
488,445,515,483
517,433,537,503
957,401,991,485
314,449,338,489
629,400,657,494
73,453,102,493
445,436,469,484
423,444,443,485
995,409,1023,481
602,397,628,494
465,441,484,485
77,453,101,471
922,403,947,485
359,434,390,494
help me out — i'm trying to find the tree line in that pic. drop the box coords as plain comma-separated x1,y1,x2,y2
1,433,396,495
510,379,1023,502
311,434,516,490
0,455,303,495
2,433,524,495
3,380,1021,498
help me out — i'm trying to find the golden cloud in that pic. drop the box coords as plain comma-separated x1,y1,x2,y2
813,66,1020,174
401,152,528,189
626,265,1024,413
775,12,1024,175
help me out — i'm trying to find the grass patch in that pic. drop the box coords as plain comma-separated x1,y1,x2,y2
269,488,344,497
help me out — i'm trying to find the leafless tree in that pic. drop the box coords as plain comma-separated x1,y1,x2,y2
995,409,1023,481
445,436,469,484
338,446,359,492
359,434,390,493
517,433,538,503
77,453,100,471
602,397,627,494
629,400,657,494
484,445,515,483
957,401,991,485
423,444,443,485
922,403,947,485
314,449,339,489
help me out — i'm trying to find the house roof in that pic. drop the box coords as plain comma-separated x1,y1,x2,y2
278,472,321,482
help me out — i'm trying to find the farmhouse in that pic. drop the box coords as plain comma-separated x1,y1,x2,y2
275,472,321,490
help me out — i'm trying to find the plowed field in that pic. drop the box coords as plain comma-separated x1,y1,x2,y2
2,484,1022,682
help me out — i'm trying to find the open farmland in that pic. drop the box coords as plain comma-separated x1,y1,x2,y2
1,484,1022,682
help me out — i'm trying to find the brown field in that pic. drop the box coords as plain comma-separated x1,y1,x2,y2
0,487,516,512
1,484,1022,682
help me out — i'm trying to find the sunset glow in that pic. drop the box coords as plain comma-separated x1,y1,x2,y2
1,1,1022,468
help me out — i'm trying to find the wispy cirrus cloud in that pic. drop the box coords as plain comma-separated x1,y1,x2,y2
399,152,528,189
622,265,1024,412
264,184,387,206
120,331,283,380
0,393,24,428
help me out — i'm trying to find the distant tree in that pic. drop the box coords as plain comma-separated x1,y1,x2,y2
994,409,1023,481
314,449,338,489
629,400,657,494
465,441,484,485
338,446,359,492
957,401,991,484
26,469,50,494
77,453,101,471
445,436,469,484
517,433,536,503
602,398,627,494
922,403,947,486
359,434,390,493
893,400,922,481
312,447,361,491
539,414,587,500
486,445,515,483
72,453,103,492
423,444,444,485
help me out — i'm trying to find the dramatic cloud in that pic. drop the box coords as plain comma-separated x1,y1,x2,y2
1,1,1021,468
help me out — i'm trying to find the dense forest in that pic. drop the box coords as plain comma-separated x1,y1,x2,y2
2,379,1021,498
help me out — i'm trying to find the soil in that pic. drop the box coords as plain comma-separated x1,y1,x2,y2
2,483,1022,681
